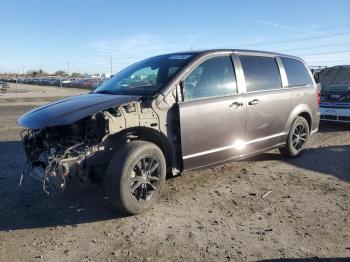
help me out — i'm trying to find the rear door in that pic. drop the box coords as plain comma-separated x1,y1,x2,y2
280,56,319,131
238,54,291,152
178,54,246,170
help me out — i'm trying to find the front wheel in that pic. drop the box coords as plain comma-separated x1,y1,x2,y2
105,141,166,215
279,116,310,158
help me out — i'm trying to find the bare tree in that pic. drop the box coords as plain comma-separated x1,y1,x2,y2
27,69,48,77
55,70,68,77
71,72,84,78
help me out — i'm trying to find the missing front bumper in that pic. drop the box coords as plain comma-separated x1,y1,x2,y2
19,160,68,195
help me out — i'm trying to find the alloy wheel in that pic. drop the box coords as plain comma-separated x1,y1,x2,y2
129,155,160,202
291,123,308,151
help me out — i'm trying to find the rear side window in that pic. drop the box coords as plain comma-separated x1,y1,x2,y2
240,55,282,92
183,55,237,101
281,57,313,86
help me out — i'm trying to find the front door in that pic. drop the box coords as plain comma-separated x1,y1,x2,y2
178,55,246,170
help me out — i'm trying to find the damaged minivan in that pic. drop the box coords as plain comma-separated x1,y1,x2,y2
319,65,350,122
18,49,320,214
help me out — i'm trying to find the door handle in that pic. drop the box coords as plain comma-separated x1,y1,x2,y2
248,99,260,105
229,101,243,108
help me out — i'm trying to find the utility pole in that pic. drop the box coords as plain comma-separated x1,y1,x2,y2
67,61,70,76
40,64,42,76
59,76,63,97
110,55,113,75
16,75,19,100
16,67,19,99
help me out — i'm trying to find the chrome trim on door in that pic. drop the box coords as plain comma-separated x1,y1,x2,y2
275,56,289,87
183,132,286,160
231,53,246,94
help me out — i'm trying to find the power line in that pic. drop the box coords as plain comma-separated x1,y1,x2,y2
192,23,350,48
301,49,350,57
20,35,350,71
244,31,350,47
280,41,350,52
9,25,350,74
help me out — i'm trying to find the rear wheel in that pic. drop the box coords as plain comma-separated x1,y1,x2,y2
279,116,309,158
105,141,166,215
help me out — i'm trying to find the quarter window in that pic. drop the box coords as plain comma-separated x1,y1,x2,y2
183,56,237,101
281,57,314,86
240,55,282,92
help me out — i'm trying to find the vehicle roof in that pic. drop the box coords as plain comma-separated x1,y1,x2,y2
323,65,350,70
162,49,302,60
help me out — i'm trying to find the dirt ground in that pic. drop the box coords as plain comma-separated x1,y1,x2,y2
0,84,349,262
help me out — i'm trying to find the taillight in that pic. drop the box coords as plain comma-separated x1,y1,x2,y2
317,87,321,105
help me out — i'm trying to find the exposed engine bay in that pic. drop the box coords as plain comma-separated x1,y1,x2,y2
20,113,106,194
19,99,174,195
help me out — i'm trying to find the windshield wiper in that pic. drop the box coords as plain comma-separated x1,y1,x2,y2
93,90,115,95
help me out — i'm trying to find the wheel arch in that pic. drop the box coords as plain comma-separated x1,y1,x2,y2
285,104,313,132
108,127,175,175
297,111,312,130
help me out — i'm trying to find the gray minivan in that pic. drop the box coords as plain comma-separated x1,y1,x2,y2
18,49,320,214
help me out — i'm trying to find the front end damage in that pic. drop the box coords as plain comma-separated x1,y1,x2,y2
19,99,163,195
20,112,108,194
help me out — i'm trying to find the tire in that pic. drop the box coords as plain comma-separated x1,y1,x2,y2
279,116,310,158
105,140,166,215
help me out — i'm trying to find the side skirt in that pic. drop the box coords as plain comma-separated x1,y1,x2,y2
182,142,286,173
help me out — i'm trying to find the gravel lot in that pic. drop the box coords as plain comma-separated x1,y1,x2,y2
0,84,349,262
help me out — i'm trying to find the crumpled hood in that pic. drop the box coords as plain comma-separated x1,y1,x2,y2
17,93,141,129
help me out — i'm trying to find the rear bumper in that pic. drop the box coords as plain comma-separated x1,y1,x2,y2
320,107,350,122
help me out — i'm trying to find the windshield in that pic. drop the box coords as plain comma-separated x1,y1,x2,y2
94,54,195,96
320,67,350,86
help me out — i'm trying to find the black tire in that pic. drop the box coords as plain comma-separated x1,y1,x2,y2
279,116,310,158
105,140,166,215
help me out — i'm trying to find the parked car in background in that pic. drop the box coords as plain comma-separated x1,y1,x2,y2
0,76,107,89
18,49,320,214
319,65,350,122
61,79,72,85
0,80,8,92
79,79,103,90
310,66,325,81
48,79,61,86
309,66,327,88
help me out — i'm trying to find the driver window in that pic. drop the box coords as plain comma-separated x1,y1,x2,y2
183,55,237,101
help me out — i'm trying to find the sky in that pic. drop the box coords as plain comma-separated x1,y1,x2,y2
0,0,350,74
